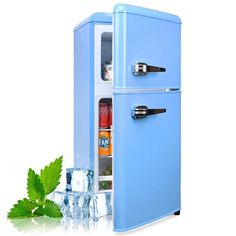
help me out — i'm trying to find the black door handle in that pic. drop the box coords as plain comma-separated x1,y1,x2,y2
133,62,166,76
132,105,166,119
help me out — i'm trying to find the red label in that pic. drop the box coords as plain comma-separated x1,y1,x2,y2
99,103,109,128
109,103,112,127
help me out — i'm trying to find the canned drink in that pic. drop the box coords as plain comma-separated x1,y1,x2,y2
99,102,109,128
109,129,112,156
104,61,112,81
108,103,112,128
99,131,110,156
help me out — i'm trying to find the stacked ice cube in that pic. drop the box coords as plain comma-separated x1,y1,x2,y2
66,168,94,192
48,168,112,220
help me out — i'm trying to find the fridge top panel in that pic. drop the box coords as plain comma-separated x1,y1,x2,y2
74,13,112,31
113,4,181,24
113,4,181,89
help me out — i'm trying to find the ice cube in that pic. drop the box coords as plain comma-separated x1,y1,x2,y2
66,168,94,192
77,192,91,219
47,191,69,216
48,190,112,219
48,167,112,220
105,192,112,215
65,192,78,218
66,171,72,192
63,192,92,219
89,192,112,218
48,191,64,206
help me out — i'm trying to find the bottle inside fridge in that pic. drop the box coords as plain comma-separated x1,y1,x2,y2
101,32,112,81
98,98,112,191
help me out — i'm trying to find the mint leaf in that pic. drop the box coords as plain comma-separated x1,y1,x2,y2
40,156,63,194
8,198,36,218
33,209,44,217
8,156,64,220
34,200,62,218
27,168,45,202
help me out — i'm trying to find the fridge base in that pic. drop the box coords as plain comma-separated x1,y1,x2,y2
113,208,181,232
174,210,181,215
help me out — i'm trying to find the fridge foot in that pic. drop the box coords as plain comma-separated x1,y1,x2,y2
174,210,180,215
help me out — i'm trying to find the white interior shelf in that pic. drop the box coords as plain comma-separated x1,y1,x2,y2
99,175,113,181
99,155,112,158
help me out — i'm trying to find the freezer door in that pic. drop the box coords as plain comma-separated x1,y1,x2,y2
113,91,181,231
113,4,181,89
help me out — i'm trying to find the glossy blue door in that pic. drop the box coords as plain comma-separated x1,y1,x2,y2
113,4,181,231
113,91,181,231
113,4,181,89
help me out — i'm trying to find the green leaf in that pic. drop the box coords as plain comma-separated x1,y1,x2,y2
34,200,62,218
32,208,44,217
8,156,64,220
27,168,45,202
8,198,36,218
40,156,63,194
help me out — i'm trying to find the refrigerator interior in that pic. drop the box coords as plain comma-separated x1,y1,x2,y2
98,98,112,191
94,24,113,193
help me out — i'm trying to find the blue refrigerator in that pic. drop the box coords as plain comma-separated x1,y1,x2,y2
74,4,181,232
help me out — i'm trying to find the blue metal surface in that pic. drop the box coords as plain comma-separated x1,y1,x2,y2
113,91,181,231
74,13,112,31
114,4,181,23
74,23,94,169
114,4,181,89
113,4,181,232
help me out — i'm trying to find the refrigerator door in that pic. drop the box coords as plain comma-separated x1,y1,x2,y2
113,4,181,89
113,90,181,231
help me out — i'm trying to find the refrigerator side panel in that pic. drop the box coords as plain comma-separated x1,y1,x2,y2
113,91,181,231
74,23,94,169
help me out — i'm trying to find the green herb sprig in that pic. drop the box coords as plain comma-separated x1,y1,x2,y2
8,156,63,218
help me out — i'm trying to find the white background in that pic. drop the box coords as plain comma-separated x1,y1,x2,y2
0,0,236,235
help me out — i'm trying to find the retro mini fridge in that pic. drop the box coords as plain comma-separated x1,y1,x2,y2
74,4,181,232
